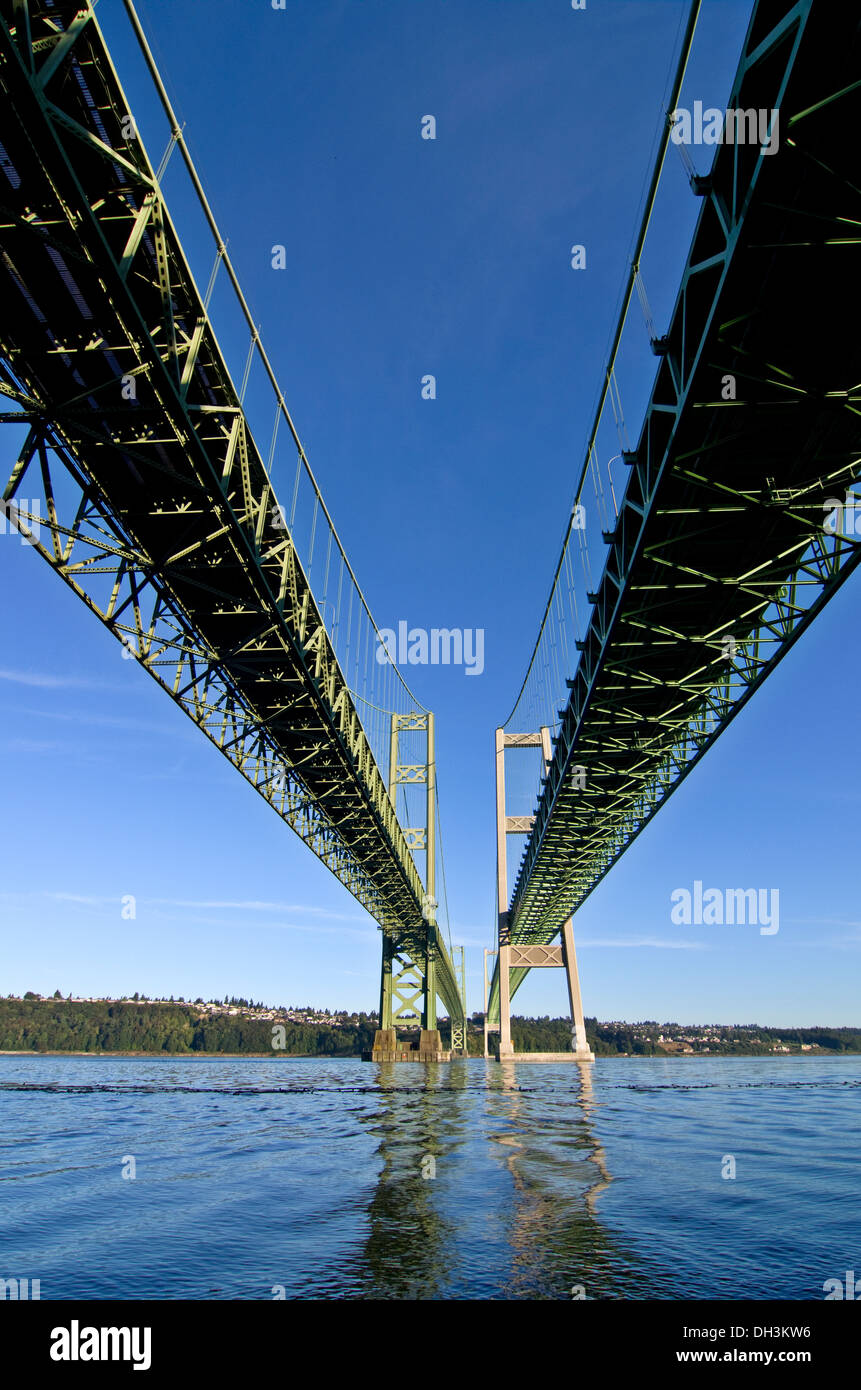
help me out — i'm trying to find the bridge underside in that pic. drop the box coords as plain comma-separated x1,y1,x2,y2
0,0,464,1031
491,0,861,1018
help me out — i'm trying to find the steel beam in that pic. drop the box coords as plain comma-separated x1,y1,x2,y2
490,0,861,1018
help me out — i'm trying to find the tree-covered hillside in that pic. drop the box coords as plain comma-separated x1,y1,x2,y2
0,997,376,1054
1,997,859,1056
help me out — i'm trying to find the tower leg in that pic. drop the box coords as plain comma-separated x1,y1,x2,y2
561,916,594,1061
423,714,438,1034
379,933,394,1030
422,934,437,1031
498,918,513,1057
495,727,514,1057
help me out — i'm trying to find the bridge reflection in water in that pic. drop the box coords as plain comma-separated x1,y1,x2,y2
343,1061,655,1301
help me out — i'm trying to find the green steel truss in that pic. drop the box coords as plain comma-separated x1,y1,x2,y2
0,0,465,1030
381,711,443,1036
490,0,861,1018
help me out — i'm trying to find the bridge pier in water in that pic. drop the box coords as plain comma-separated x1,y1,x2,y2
370,935,451,1061
492,727,594,1062
365,712,467,1062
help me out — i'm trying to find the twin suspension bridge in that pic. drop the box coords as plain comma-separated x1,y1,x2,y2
1,0,858,1059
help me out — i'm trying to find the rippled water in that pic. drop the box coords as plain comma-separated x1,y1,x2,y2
1,1055,858,1299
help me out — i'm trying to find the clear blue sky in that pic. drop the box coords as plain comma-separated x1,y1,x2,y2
3,0,858,1027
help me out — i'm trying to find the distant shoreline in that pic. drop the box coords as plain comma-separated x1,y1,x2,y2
0,1049,855,1060
0,1050,321,1058
4,1000,858,1057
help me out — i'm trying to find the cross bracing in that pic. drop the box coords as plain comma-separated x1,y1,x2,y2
490,0,861,1019
0,0,464,1028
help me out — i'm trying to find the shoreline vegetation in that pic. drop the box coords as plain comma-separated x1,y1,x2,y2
1,995,860,1057
1,1050,859,1060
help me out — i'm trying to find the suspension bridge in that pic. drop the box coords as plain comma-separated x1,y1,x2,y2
1,0,858,1060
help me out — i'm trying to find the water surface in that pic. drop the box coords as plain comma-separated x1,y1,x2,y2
1,1055,858,1299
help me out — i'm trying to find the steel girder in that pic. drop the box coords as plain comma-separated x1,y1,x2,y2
379,711,458,1036
490,0,861,1018
0,0,463,1023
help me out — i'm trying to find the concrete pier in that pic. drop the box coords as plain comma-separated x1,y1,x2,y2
492,1048,595,1062
364,1028,450,1062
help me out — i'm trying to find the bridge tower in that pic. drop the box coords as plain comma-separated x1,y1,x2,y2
493,727,594,1061
372,712,463,1060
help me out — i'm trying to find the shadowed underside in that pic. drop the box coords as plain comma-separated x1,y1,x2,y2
0,0,465,1027
491,0,861,1019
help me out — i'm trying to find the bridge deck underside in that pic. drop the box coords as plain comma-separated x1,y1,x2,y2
491,0,861,1013
0,0,462,1017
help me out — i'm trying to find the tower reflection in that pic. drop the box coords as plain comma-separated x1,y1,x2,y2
346,1059,645,1300
485,1059,619,1298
